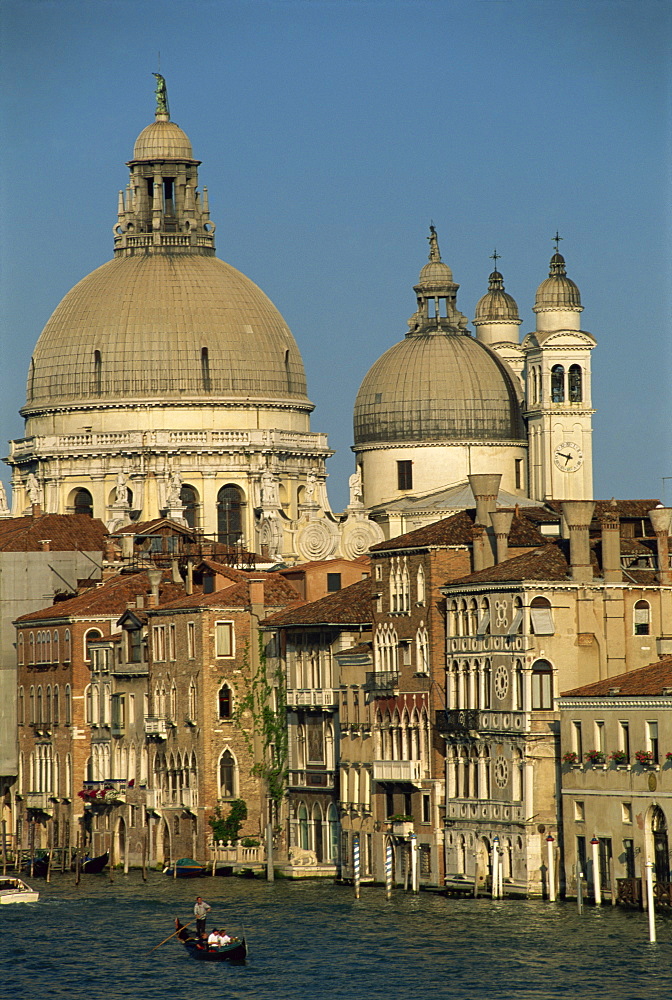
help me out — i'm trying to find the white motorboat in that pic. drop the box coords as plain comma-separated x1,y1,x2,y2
0,876,40,904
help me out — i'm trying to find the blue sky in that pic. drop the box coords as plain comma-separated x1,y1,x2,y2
1,0,670,511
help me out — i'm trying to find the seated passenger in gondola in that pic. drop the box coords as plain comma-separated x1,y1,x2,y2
207,928,221,948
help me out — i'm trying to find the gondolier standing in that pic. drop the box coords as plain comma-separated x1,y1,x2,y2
194,896,211,938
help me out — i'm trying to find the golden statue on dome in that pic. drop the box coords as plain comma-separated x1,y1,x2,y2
153,73,169,116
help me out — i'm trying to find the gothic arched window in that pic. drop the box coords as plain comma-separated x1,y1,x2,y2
218,684,232,719
219,749,236,799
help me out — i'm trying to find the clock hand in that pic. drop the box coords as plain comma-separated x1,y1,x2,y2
559,452,573,464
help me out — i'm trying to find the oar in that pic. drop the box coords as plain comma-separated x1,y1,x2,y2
149,919,196,954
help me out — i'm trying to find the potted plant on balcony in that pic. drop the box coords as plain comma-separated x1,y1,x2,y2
609,750,629,767
388,814,414,837
634,750,656,768
584,750,606,766
562,751,579,765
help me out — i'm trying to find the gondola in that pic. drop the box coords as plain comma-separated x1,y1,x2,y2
23,854,50,877
174,919,247,963
72,851,109,874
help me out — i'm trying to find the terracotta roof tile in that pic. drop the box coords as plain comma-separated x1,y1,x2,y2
445,543,569,586
371,508,546,553
263,578,373,627
545,499,662,521
153,574,301,613
16,570,187,623
561,657,672,698
0,514,108,552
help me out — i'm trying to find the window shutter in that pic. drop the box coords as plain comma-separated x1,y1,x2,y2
530,607,554,635
509,608,524,634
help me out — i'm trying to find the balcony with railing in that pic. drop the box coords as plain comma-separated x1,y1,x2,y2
288,769,337,790
286,688,338,709
25,791,54,815
435,709,480,737
372,760,422,784
445,798,525,825
364,671,400,695
144,716,168,739
145,788,163,812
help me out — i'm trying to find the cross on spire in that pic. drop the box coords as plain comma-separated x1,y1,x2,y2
490,249,500,268
552,231,563,253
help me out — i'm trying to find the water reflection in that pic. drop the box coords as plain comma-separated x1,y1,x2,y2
1,872,671,1000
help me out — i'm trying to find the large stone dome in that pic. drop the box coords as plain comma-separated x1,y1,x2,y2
23,253,309,412
354,331,526,446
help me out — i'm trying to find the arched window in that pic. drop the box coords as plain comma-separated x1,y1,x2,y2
29,632,35,664
180,484,200,529
298,803,309,850
478,598,491,635
18,634,24,666
18,686,24,725
84,628,103,662
218,684,233,719
170,684,177,721
217,485,244,546
64,629,71,663
45,631,52,664
53,631,59,664
29,686,35,724
416,623,429,675
188,681,197,723
219,749,236,798
36,686,43,725
551,365,565,403
65,684,72,726
327,803,339,862
73,488,94,517
531,659,553,710
36,631,43,664
53,684,59,725
634,600,651,636
416,564,426,605
45,685,52,725
568,364,582,402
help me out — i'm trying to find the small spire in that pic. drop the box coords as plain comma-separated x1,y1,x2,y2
488,249,504,289
427,224,442,262
153,72,170,119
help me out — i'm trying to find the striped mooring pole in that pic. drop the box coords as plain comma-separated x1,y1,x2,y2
385,839,393,900
353,833,361,899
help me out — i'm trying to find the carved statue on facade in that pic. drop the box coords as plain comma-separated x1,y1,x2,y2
0,480,9,514
166,469,183,506
348,470,363,506
115,472,130,505
25,472,42,505
260,469,280,508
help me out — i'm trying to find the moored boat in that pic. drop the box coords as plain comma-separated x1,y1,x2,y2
175,919,247,962
164,857,207,877
0,877,40,904
71,851,109,874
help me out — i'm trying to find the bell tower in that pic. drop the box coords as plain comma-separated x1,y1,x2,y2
522,241,596,501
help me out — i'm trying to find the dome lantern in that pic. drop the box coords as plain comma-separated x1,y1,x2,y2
409,226,469,335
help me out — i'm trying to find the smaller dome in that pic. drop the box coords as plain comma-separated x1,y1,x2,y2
474,269,520,322
534,252,582,311
132,115,194,161
418,259,454,286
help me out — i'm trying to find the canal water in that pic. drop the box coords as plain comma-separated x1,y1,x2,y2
2,872,671,1000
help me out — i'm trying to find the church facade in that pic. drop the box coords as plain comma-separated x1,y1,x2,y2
7,80,595,555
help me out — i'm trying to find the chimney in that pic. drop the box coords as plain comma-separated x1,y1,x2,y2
38,539,51,552
121,534,134,561
468,474,501,569
171,557,182,585
147,568,162,607
562,500,596,583
490,510,514,564
468,473,502,526
600,501,622,583
471,524,486,572
136,594,145,609
186,558,193,596
249,577,265,610
648,507,672,585
31,503,42,518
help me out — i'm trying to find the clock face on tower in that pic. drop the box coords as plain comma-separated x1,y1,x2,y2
553,441,583,473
